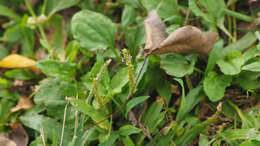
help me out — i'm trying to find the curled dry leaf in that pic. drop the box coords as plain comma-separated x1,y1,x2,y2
0,54,40,72
144,10,218,55
11,97,33,113
144,10,168,53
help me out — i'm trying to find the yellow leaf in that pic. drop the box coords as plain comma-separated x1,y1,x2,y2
0,54,40,72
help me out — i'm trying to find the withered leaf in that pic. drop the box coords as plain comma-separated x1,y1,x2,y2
0,136,17,146
144,10,218,55
144,10,168,53
0,54,40,72
11,97,33,113
9,122,28,146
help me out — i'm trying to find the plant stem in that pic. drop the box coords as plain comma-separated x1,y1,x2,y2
59,103,68,146
185,75,193,90
24,0,36,17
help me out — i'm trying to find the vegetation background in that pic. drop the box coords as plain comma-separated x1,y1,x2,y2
0,0,259,146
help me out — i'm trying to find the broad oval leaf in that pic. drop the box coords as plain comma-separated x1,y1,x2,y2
36,60,77,78
160,53,196,77
203,71,232,102
217,50,244,75
20,113,72,144
71,10,117,51
34,78,77,108
69,98,110,130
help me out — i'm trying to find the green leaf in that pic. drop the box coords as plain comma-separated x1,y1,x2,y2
69,98,110,130
29,136,44,146
141,98,164,133
242,60,260,72
121,5,137,27
0,77,12,89
71,10,117,51
203,71,232,102
110,67,129,95
20,15,35,57
224,8,253,22
189,0,214,24
66,40,81,62
46,0,80,16
5,69,38,80
141,0,179,19
3,24,22,43
20,113,72,145
0,45,8,60
235,71,260,90
217,50,244,75
175,106,221,145
121,0,139,8
205,40,224,75
0,4,20,20
240,140,260,146
81,60,110,92
199,134,209,146
126,96,150,114
228,101,259,128
99,133,119,146
157,80,172,103
122,136,135,146
221,128,260,141
0,98,15,123
177,85,204,121
46,15,66,60
125,25,145,58
174,77,187,121
222,32,257,55
118,125,141,136
160,54,196,77
36,60,77,78
203,0,225,18
243,46,260,62
34,78,77,108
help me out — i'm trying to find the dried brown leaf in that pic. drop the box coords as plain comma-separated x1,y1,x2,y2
144,10,168,53
0,136,17,146
144,10,218,55
153,26,218,55
128,111,138,126
11,97,33,113
9,122,28,146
